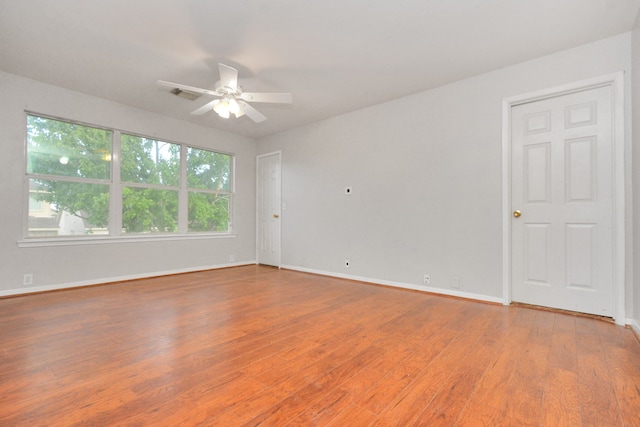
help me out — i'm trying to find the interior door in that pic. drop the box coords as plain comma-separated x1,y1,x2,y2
257,152,281,266
511,85,614,317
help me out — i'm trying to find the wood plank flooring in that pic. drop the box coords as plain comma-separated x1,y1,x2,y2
0,265,639,426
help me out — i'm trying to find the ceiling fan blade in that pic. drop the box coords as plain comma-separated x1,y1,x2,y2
191,99,219,115
219,64,238,91
239,92,292,104
238,101,267,123
157,80,220,97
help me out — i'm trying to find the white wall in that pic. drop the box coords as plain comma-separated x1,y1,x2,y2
1,32,635,324
0,71,257,294
258,34,634,309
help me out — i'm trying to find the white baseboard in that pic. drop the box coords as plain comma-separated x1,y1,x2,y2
627,318,640,336
0,261,257,297
280,264,503,304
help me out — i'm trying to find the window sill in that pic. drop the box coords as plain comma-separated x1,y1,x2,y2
17,233,236,248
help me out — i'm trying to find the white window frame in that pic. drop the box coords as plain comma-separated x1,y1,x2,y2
118,132,182,236
21,112,235,246
184,145,235,234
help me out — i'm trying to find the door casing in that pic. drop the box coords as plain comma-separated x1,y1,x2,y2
256,151,282,267
501,72,626,325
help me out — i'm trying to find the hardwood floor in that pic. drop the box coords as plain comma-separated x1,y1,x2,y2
0,265,639,426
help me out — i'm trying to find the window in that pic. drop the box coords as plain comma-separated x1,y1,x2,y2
187,147,231,232
26,115,112,237
25,114,233,239
121,135,180,234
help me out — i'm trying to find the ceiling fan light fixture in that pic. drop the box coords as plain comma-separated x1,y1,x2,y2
228,98,240,115
217,107,230,119
213,98,230,119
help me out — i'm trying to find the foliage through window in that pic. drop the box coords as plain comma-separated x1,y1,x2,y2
187,147,231,232
26,114,233,238
120,135,180,233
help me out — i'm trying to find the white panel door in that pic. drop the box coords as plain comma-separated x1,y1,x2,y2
511,85,613,316
257,152,281,266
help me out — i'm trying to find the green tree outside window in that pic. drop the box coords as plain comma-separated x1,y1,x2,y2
26,115,233,237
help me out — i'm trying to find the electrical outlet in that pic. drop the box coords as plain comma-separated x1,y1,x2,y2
23,274,33,286
345,259,351,269
229,254,235,262
452,276,460,289
423,274,430,285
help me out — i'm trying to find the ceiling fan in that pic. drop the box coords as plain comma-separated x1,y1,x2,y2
157,64,292,123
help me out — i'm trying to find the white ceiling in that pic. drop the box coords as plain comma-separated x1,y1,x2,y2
1,0,639,139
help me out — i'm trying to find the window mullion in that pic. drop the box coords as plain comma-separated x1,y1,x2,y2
110,130,122,236
179,144,188,234
25,174,111,185
229,155,235,233
121,182,180,191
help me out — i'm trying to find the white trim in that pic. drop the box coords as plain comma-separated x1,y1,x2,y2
110,130,123,236
501,98,512,306
256,150,282,267
611,74,626,327
23,112,236,242
18,233,236,248
501,72,626,325
0,261,256,297
281,265,503,305
627,319,640,336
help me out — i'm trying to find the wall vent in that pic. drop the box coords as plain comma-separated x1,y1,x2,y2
170,88,202,101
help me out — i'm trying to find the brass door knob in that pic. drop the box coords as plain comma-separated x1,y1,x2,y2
273,214,280,218
513,210,521,218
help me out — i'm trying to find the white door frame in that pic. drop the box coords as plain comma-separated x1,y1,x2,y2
256,150,282,267
501,72,626,325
